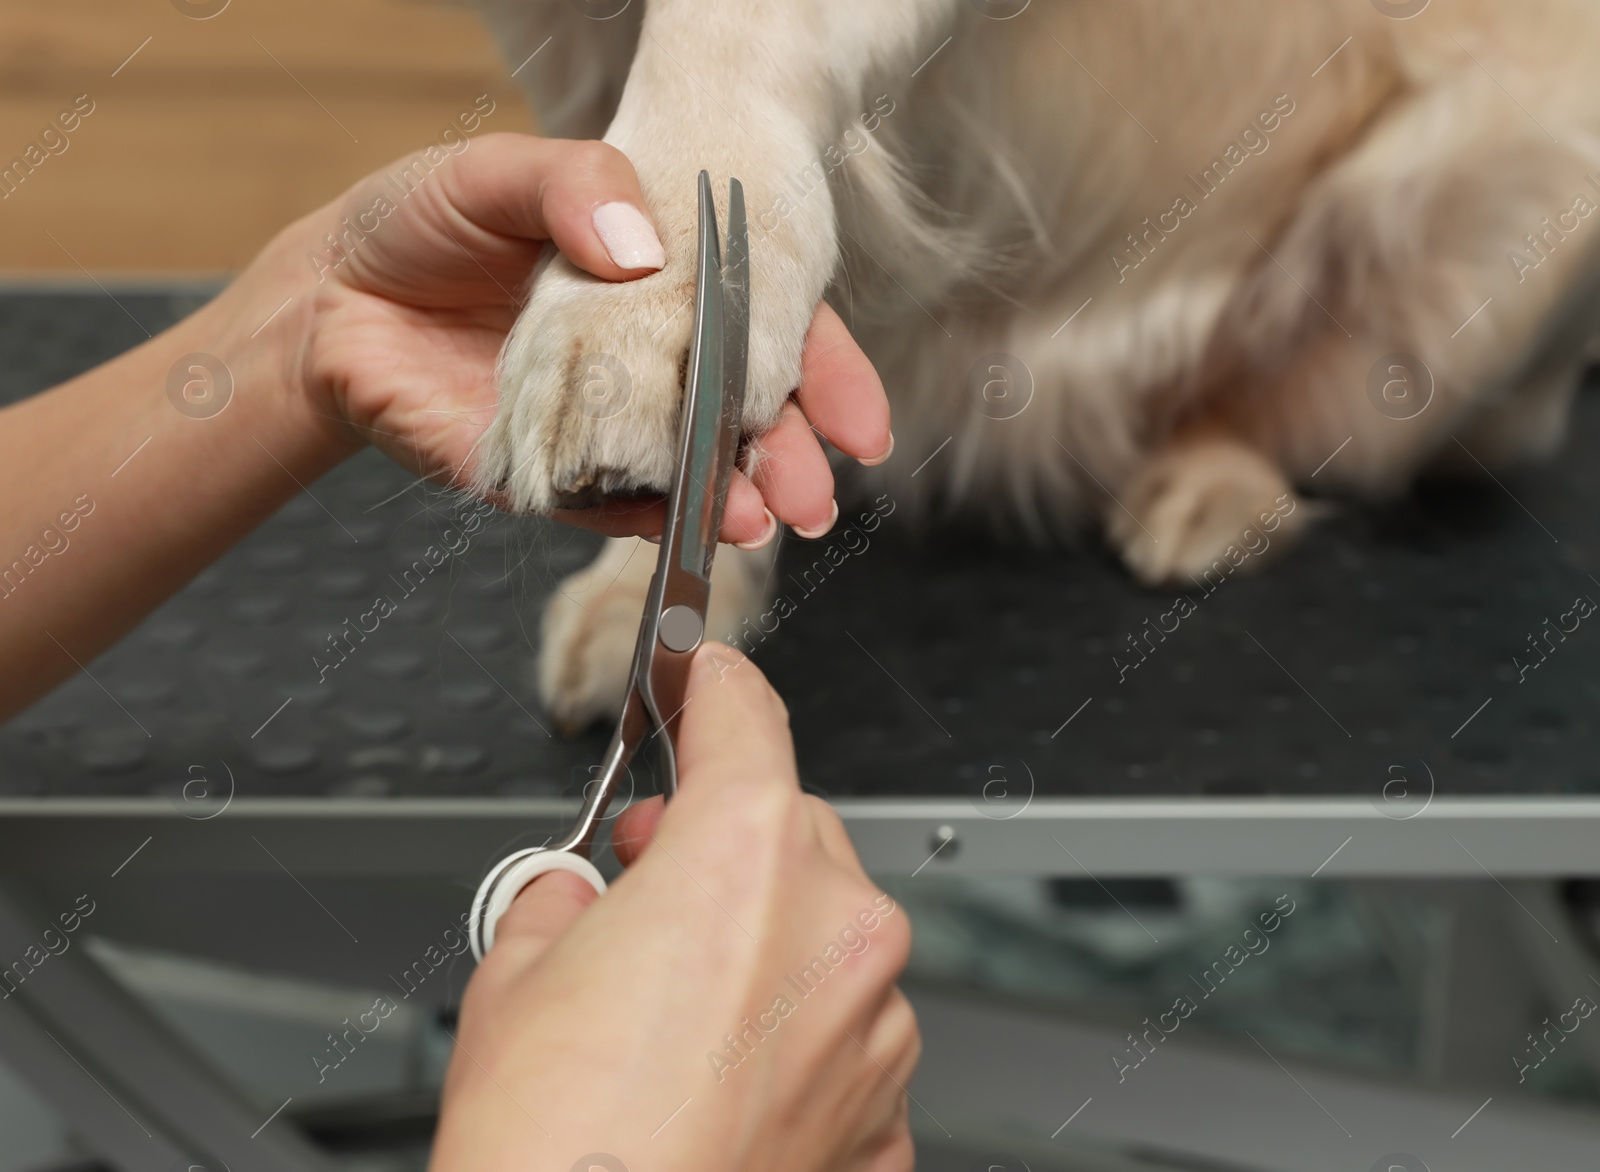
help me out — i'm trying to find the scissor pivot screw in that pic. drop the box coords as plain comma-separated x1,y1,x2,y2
658,604,705,653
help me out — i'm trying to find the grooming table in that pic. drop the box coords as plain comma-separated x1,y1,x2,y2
4,291,1599,875
3,290,1599,1172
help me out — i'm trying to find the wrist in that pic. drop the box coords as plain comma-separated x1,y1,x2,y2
196,212,365,472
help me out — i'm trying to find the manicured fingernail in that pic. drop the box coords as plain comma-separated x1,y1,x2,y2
593,202,665,271
859,431,894,467
734,508,778,551
792,500,838,540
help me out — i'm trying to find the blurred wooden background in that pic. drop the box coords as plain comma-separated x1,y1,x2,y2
0,0,535,276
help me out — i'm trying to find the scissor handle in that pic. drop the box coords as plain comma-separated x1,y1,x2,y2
468,847,607,960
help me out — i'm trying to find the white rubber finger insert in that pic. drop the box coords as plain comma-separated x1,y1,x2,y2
472,849,608,959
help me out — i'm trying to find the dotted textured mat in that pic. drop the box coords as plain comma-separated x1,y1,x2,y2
4,291,1597,802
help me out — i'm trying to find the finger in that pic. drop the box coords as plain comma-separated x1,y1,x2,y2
855,1112,915,1172
829,992,919,1172
550,496,666,538
749,399,836,537
614,645,797,866
794,302,892,465
803,794,867,872
545,472,773,546
835,990,920,1160
439,133,666,281
490,869,601,962
722,471,779,548
673,642,798,795
869,988,923,1085
835,1080,914,1172
612,795,665,866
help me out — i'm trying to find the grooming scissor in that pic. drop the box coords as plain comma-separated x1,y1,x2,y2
470,171,750,959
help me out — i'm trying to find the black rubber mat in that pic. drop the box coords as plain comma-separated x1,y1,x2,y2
4,291,1598,802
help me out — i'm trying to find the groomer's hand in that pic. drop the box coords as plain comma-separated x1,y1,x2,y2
0,133,889,719
431,644,918,1172
278,133,890,545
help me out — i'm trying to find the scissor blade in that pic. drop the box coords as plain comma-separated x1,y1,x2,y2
675,171,738,578
710,178,749,568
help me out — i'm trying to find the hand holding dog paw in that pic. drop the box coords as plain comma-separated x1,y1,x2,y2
288,133,889,544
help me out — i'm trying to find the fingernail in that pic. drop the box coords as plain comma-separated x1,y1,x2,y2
642,533,662,545
859,431,894,467
734,508,778,551
593,202,666,271
792,500,838,541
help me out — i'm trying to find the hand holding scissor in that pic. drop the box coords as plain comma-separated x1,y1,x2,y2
435,644,919,1172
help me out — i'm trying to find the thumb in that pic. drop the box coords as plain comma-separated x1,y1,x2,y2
441,133,667,280
673,641,800,795
489,870,601,964
612,644,796,866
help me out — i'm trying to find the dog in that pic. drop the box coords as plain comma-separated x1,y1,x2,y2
469,0,1600,728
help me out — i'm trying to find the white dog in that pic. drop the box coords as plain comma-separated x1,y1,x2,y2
471,0,1600,727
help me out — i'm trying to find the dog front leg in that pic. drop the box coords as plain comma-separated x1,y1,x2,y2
478,0,961,512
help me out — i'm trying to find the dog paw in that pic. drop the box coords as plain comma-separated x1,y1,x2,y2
477,159,834,514
1109,438,1315,587
538,537,775,729
538,538,656,731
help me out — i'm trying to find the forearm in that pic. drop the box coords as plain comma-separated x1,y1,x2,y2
0,219,357,720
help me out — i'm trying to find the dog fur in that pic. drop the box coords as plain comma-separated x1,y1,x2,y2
471,0,1600,726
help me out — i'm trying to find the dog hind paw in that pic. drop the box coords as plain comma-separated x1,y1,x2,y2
537,537,657,732
1110,438,1315,587
537,537,776,730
